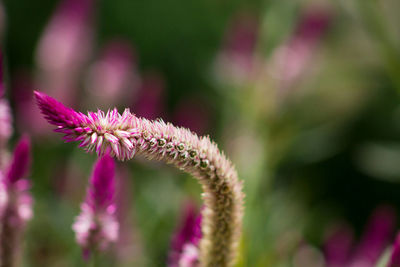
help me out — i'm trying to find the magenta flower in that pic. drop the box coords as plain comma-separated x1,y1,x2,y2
72,154,118,258
389,232,400,267
35,91,244,266
169,203,202,267
0,136,33,266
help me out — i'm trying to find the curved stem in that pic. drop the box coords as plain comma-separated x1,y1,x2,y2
35,91,245,266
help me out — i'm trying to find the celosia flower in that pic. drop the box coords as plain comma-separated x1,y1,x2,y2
35,91,244,266
389,232,400,267
72,154,118,258
168,203,202,267
0,136,33,266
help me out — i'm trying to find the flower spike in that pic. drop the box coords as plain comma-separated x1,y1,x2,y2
35,91,244,266
72,154,118,258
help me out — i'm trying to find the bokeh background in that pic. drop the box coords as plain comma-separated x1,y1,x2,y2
2,0,400,266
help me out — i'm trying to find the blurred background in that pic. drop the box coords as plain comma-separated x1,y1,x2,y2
2,0,400,266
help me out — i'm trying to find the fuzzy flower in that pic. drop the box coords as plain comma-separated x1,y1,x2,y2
72,154,118,258
35,91,244,266
0,136,33,266
169,203,202,267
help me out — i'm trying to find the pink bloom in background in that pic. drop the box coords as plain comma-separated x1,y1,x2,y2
168,202,202,267
389,232,400,267
85,41,138,108
134,71,165,120
271,7,331,93
323,205,396,267
72,154,119,258
35,0,94,106
215,13,259,85
0,136,33,265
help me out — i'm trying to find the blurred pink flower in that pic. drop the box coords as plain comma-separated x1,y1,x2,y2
215,13,259,85
271,7,331,94
72,154,119,258
36,0,94,106
85,41,138,108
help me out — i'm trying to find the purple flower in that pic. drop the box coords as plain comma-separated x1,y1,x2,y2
168,203,202,267
72,154,119,257
389,232,400,267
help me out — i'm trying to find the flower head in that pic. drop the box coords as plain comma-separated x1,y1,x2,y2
36,91,244,266
72,154,119,257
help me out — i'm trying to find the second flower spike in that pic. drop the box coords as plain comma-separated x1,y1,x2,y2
72,154,119,259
